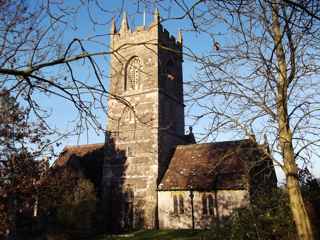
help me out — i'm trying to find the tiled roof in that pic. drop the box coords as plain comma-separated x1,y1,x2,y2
54,143,105,189
55,143,104,167
158,139,265,191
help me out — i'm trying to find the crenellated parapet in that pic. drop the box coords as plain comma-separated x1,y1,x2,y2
110,9,182,52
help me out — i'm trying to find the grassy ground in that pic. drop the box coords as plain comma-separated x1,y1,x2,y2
94,230,210,240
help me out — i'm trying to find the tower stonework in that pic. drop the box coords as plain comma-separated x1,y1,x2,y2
103,11,189,230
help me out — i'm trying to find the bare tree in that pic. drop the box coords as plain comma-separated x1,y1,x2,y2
0,1,121,237
1,0,320,239
0,0,206,137
0,0,138,139
167,1,320,239
0,89,51,239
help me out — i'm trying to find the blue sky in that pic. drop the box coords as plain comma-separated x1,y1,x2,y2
41,1,208,146
30,1,320,181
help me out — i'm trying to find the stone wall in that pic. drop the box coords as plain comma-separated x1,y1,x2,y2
104,13,186,231
158,190,249,229
106,19,160,229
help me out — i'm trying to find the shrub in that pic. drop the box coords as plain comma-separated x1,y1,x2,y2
208,189,297,240
56,178,97,239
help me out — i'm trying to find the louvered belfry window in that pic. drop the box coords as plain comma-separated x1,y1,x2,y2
126,57,142,91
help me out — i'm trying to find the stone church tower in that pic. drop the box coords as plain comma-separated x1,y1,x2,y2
103,10,190,230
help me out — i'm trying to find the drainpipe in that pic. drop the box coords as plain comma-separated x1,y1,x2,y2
189,189,195,230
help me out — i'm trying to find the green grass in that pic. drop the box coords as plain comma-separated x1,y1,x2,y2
94,230,211,240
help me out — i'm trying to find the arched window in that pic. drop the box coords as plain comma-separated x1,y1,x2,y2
202,195,208,215
123,106,135,124
179,195,184,214
123,188,134,230
208,195,214,215
172,194,185,215
126,146,133,157
125,57,142,91
173,195,178,214
163,58,181,102
166,59,176,81
202,194,215,216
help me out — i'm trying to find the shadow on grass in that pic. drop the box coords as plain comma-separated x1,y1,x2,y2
94,230,210,240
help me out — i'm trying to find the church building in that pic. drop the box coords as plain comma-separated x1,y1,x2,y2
56,10,277,232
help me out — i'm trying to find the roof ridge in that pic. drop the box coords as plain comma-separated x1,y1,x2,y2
63,142,104,150
176,139,251,148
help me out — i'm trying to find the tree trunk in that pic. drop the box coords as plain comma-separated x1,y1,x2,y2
271,2,314,240
8,156,17,240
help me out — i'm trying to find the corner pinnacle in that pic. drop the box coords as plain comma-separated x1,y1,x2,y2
153,8,160,24
120,11,129,33
110,17,117,34
178,30,183,45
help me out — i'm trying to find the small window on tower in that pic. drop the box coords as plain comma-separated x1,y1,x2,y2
166,59,176,81
124,107,135,123
163,59,179,95
126,146,133,157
